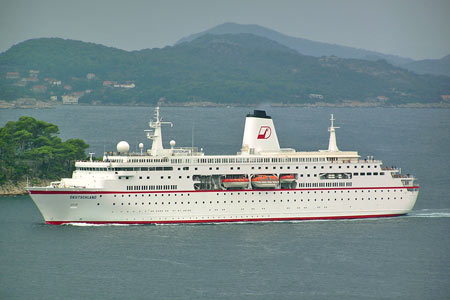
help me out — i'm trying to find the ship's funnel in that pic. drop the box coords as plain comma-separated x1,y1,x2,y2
241,110,280,154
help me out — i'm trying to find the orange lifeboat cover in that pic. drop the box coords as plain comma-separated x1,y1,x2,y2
252,175,278,181
222,178,249,183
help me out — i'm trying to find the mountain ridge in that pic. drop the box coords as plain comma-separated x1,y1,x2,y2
0,34,449,106
177,22,450,77
402,54,450,77
176,22,414,66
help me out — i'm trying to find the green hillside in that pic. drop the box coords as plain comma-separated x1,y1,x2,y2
1,34,449,105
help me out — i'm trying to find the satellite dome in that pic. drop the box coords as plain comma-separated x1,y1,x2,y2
170,140,176,147
117,141,130,153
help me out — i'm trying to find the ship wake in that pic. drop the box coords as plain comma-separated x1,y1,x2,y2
407,209,450,218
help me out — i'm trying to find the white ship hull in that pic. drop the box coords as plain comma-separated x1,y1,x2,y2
28,108,419,224
29,186,418,224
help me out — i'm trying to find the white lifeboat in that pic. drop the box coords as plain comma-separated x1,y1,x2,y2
251,175,279,189
222,177,249,189
279,174,296,183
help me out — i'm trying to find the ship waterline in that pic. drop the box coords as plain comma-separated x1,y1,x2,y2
28,108,419,224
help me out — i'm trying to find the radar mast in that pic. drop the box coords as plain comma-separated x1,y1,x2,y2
145,107,173,156
327,114,340,152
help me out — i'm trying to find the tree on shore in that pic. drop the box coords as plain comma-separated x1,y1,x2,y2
0,116,89,184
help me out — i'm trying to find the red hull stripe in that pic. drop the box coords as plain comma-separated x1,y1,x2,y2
30,186,419,195
46,213,405,225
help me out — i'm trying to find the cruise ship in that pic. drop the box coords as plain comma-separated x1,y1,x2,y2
28,108,419,225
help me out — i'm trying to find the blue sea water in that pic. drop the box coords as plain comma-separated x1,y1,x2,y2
1,106,449,299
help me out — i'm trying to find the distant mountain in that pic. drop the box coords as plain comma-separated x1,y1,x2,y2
176,22,414,66
1,35,449,106
402,55,450,77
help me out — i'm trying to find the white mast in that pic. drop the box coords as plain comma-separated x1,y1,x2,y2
327,114,340,152
145,107,172,156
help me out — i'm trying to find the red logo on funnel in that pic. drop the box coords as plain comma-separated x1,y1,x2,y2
257,126,272,139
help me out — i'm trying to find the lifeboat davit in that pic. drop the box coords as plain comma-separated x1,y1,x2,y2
280,174,296,183
251,175,279,189
222,177,249,189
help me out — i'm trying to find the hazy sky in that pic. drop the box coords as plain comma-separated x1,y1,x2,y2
1,0,449,60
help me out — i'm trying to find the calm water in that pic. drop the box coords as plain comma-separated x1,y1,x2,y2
1,106,450,299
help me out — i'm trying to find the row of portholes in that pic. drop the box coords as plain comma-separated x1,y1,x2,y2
102,196,403,207
108,190,401,199
110,188,399,197
113,193,191,198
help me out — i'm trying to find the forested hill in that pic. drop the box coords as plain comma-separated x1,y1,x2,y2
0,38,132,80
1,34,449,106
0,116,89,185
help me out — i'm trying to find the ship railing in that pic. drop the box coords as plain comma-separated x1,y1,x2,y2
393,174,410,178
358,159,382,163
382,167,400,172
171,147,204,156
279,148,296,153
101,148,205,157
50,181,62,188
400,176,418,187
104,151,148,156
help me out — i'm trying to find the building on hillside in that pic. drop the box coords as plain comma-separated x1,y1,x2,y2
62,95,79,105
32,85,47,93
29,70,39,78
48,79,62,86
14,78,27,87
113,82,135,89
62,92,84,105
6,72,20,79
309,94,324,100
86,73,96,80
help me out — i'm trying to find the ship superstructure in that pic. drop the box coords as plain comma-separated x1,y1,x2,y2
28,108,419,224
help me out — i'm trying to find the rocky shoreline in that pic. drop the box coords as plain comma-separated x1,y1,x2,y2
0,98,56,109
0,179,52,196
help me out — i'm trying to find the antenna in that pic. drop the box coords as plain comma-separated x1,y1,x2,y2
191,121,195,150
329,114,340,131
